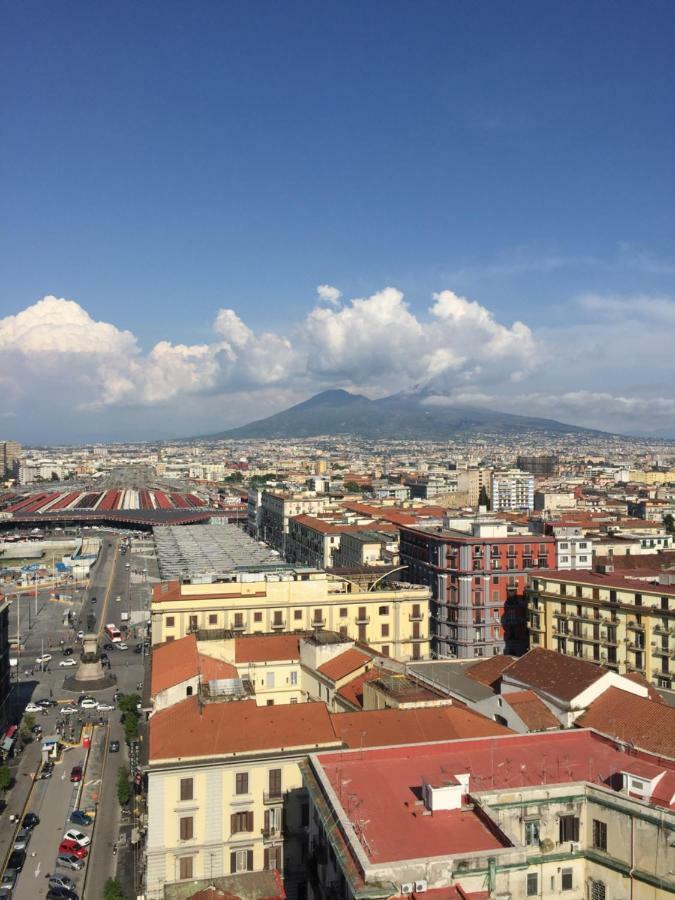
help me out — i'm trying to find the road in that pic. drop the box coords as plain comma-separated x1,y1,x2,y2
4,527,154,899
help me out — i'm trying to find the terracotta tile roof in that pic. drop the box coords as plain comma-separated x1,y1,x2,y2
198,653,238,682
465,655,516,689
622,672,664,702
317,648,372,682
336,669,382,709
151,634,199,695
503,690,559,731
330,705,512,749
577,687,675,757
535,567,675,596
234,634,301,663
504,647,606,702
149,698,339,761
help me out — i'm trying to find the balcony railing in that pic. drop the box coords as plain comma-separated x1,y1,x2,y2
232,622,245,631
262,826,281,840
311,618,325,629
271,620,286,630
355,615,370,625
263,791,284,805
409,612,424,622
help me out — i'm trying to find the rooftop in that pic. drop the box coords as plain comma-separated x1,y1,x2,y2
503,689,560,731
503,647,607,702
533,566,675,596
151,634,238,695
577,686,675,758
317,648,372,682
235,633,301,664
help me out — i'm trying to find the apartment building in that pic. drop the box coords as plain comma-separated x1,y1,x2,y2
492,469,535,511
400,521,555,658
456,466,492,506
549,525,593,569
259,491,334,552
151,567,431,661
516,453,558,476
0,441,21,479
527,568,675,690
303,728,675,900
332,530,399,568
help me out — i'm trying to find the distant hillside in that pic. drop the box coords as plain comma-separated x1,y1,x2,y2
207,388,601,440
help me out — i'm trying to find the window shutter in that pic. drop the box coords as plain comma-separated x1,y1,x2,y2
230,812,237,834
264,809,270,832
264,848,271,870
247,849,253,871
573,817,579,842
230,851,236,873
247,810,254,832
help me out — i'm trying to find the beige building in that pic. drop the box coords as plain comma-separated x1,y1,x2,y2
456,466,492,507
151,567,431,661
259,491,334,552
527,569,675,690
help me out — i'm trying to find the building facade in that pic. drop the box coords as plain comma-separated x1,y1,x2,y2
491,469,535,512
527,568,675,690
259,492,334,553
401,522,556,658
151,568,431,662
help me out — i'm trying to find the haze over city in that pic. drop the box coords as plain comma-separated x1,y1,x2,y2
2,1,674,442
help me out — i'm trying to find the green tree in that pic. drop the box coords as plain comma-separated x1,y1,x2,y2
123,710,139,743
224,471,243,483
104,879,126,900
478,486,491,510
343,481,362,493
664,513,674,534
20,713,35,744
117,766,132,807
118,694,141,714
0,765,12,792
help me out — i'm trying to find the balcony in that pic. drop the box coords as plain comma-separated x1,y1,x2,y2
310,618,325,629
262,826,282,841
355,614,370,625
654,624,670,636
409,611,425,622
271,620,286,630
626,621,644,632
263,791,284,805
232,622,246,632
651,645,670,657
627,641,646,652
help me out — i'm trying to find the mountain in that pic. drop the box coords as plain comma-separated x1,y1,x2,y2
208,388,602,440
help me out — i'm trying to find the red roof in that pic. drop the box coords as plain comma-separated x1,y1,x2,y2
234,634,301,663
337,669,382,709
149,698,339,761
535,567,675,596
503,647,607,701
503,689,559,731
576,687,675,757
465,655,516,689
317,648,371,682
151,635,237,695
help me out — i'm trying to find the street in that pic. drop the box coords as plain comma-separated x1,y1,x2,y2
2,528,155,899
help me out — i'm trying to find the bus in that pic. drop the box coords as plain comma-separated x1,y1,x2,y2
104,624,122,643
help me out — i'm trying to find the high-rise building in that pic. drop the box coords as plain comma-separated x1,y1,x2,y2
516,453,558,476
0,441,21,478
400,521,555,658
491,469,535,511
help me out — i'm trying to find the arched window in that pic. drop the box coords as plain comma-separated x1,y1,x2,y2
186,685,193,697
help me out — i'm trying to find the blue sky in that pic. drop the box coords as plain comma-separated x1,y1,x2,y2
1,1,674,442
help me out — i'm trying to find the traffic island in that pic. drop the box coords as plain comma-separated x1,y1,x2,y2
62,633,116,693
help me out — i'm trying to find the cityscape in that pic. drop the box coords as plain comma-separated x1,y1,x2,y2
1,3,674,900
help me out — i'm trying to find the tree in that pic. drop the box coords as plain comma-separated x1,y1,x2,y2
664,513,674,534
343,481,362,493
223,471,243,483
0,766,12,792
478,486,491,510
19,714,35,744
117,766,132,807
118,694,141,714
123,710,139,743
104,878,126,900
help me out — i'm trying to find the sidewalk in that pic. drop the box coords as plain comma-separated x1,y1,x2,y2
0,740,42,870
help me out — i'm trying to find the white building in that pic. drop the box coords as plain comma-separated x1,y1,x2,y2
491,470,534,512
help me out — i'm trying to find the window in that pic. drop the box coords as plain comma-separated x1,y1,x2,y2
266,671,276,688
268,768,282,798
235,772,249,795
561,868,573,891
254,611,262,622
266,699,274,706
294,609,302,620
590,881,606,900
230,848,254,873
189,615,198,631
340,607,347,617
559,815,579,843
526,872,538,896
231,810,254,833
166,616,175,627
378,605,389,615
179,816,193,840
381,624,390,637
381,645,390,657
264,845,282,870
208,614,217,625
180,778,193,801
179,856,193,880
524,820,540,846
592,819,607,851
186,685,193,696
290,670,298,685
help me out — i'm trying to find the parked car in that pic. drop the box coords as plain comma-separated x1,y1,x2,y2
48,874,76,891
47,887,79,900
13,828,31,851
116,642,128,651
109,740,120,753
7,849,25,871
22,812,39,830
79,698,97,709
55,853,84,871
58,840,87,859
61,704,78,715
63,829,90,847
102,642,114,651
60,658,77,667
35,654,52,665
62,647,74,656
39,761,55,779
37,698,57,708
69,810,92,827
97,702,115,712
25,701,42,713
0,871,17,891
0,887,13,899
69,765,83,783
114,595,122,602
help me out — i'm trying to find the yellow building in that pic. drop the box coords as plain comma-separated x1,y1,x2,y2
527,569,675,690
151,567,431,662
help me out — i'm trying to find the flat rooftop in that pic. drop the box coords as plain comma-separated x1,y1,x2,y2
153,523,279,578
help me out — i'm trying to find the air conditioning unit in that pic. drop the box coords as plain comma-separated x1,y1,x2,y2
415,881,428,893
401,884,414,895
570,841,581,853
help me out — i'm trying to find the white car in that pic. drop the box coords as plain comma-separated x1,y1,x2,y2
97,702,115,712
59,658,77,668
63,829,90,847
116,642,128,651
76,631,85,640
61,705,78,715
25,702,42,713
79,698,98,709
35,654,52,665
114,595,122,602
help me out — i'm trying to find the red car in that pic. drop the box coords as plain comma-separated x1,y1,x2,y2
58,839,88,858
69,765,83,783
